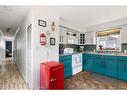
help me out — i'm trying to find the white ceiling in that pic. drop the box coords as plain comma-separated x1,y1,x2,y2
42,6,127,29
0,6,30,35
1,6,127,35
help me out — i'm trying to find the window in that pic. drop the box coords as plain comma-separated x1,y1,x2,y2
96,28,121,50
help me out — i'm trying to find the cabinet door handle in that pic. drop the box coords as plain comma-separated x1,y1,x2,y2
61,36,62,42
62,36,63,42
60,36,61,42
50,78,57,82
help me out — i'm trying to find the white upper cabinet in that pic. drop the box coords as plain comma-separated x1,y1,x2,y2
85,31,95,45
121,25,127,43
59,26,79,45
59,26,67,44
67,30,79,45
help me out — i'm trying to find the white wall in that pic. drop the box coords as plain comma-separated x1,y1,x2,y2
31,7,59,89
85,17,127,45
86,17,127,32
14,7,60,89
60,18,86,32
15,10,33,85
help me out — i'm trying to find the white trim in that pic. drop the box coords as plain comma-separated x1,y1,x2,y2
26,25,28,85
16,63,26,83
26,24,33,89
14,27,20,38
16,63,30,89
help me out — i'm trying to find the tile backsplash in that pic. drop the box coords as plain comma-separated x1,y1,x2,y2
59,44,79,53
84,44,96,51
59,43,127,54
59,44,96,54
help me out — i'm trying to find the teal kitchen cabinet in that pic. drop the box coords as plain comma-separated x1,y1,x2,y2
105,56,117,78
82,54,87,70
83,53,127,81
59,55,72,78
83,54,94,72
94,55,105,75
117,57,127,81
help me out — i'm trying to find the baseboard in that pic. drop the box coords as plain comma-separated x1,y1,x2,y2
16,63,26,83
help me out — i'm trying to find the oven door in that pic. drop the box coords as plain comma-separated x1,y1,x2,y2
72,54,82,68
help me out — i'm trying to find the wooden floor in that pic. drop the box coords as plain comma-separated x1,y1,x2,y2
65,71,127,89
0,63,29,90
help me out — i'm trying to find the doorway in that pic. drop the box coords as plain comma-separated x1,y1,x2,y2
5,41,12,58
26,24,32,88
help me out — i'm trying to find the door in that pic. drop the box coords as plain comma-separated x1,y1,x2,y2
118,59,127,81
26,24,32,87
5,41,12,58
84,56,94,71
50,66,64,89
60,27,67,44
105,56,117,78
94,55,105,74
72,54,81,68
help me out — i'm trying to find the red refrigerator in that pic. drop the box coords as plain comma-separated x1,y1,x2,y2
40,61,64,90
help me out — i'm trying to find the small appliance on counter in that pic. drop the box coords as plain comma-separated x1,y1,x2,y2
79,46,84,52
63,48,74,54
40,61,64,90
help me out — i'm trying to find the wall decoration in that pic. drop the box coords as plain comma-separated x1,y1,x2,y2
40,33,46,46
46,31,50,35
38,19,46,27
50,38,55,45
51,21,55,31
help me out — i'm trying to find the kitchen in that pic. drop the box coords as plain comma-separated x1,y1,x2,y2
1,6,127,90
22,6,127,90
56,7,127,89
2,1,127,95
58,24,127,89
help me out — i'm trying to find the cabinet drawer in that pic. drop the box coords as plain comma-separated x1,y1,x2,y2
59,57,72,62
83,54,94,57
60,61,72,66
117,57,127,63
59,55,72,59
59,59,72,63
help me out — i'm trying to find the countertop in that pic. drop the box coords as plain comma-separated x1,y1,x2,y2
83,52,127,57
59,52,82,56
59,52,127,57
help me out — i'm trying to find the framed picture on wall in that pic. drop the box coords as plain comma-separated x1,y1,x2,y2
38,19,46,27
50,38,55,45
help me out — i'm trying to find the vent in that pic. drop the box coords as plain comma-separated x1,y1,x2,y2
7,28,11,33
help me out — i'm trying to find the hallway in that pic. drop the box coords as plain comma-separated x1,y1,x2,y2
0,63,29,89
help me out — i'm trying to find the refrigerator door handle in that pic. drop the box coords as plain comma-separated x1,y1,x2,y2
50,78,57,82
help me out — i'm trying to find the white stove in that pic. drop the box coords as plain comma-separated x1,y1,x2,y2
72,53,82,75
